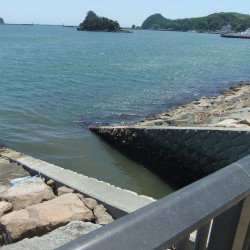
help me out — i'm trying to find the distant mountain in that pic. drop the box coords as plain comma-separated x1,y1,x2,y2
77,11,120,32
141,12,250,32
0,18,4,24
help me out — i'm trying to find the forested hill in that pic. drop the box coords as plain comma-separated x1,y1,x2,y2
77,11,120,32
0,18,4,24
141,12,250,32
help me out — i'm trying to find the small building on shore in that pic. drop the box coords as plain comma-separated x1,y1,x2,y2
221,24,232,33
241,28,250,35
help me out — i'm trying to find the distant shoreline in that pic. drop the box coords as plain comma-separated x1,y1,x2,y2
3,23,34,26
77,27,132,33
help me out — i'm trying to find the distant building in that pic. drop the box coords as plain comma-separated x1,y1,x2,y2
241,28,250,36
245,28,250,34
221,24,232,33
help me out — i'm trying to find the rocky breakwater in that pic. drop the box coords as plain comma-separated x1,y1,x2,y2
0,177,114,248
135,82,250,128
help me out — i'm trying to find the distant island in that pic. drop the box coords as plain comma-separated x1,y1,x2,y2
77,11,130,32
141,12,250,33
0,18,4,24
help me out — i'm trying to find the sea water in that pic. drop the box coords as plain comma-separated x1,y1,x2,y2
0,25,249,198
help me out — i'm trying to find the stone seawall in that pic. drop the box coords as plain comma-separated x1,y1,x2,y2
91,126,250,187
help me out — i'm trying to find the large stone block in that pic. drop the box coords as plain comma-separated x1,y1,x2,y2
84,198,98,210
57,186,74,196
0,202,12,217
0,177,56,210
94,204,114,225
0,193,94,243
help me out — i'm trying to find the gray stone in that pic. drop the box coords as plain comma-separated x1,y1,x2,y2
1,221,101,250
0,177,56,210
57,186,74,196
0,201,12,217
94,204,114,225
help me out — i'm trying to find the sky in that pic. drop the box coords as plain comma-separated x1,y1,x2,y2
1,0,250,27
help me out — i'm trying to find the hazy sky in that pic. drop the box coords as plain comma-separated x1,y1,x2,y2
1,0,250,27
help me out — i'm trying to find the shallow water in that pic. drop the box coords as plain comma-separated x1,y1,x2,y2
0,25,249,198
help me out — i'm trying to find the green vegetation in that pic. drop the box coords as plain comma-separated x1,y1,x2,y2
141,12,250,32
77,11,120,32
0,18,4,24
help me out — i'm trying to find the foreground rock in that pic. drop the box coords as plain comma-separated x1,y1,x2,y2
94,204,114,225
0,193,94,243
1,221,102,250
57,186,74,196
84,198,98,210
0,202,12,217
0,178,56,210
0,186,9,195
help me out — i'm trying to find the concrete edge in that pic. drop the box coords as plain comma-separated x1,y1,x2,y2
0,148,155,219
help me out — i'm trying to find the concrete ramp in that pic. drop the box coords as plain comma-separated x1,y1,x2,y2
90,126,250,187
0,148,154,219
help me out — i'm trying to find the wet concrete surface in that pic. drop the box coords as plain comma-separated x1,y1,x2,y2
0,153,30,186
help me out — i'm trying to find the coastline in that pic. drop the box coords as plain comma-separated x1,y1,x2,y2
134,81,250,129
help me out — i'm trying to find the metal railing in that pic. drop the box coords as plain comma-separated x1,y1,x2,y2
57,154,250,250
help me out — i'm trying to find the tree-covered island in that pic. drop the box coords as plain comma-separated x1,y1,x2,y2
77,11,130,32
141,12,250,33
0,18,4,24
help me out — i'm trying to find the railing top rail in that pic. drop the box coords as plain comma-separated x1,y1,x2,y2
57,154,250,250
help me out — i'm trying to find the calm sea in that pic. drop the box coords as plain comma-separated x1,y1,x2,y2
0,25,249,198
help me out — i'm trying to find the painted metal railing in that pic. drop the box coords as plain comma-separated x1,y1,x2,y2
57,154,250,250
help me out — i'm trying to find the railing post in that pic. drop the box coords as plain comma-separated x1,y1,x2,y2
194,222,211,250
242,222,250,250
175,236,189,250
233,196,250,250
207,201,244,250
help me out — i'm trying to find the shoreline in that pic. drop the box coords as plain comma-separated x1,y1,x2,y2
89,81,250,188
221,33,250,39
133,81,250,129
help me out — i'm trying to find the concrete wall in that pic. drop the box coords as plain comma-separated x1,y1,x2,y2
91,126,250,187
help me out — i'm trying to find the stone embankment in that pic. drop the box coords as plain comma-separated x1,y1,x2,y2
90,82,250,187
0,168,113,248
